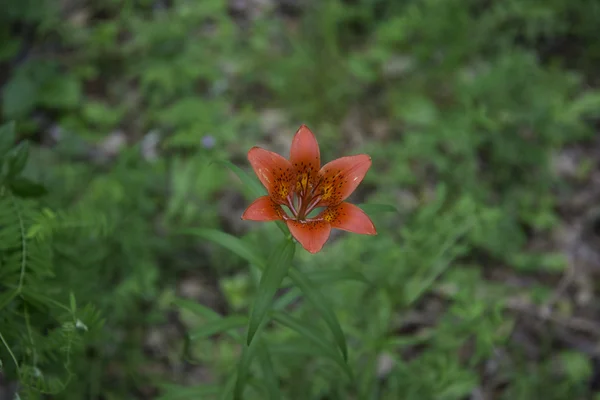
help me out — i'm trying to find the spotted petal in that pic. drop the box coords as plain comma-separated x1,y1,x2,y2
242,196,285,221
248,147,295,204
319,202,376,235
286,220,331,254
316,155,372,206
290,125,320,194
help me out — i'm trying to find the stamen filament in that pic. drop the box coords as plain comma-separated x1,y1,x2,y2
304,195,322,216
287,194,298,217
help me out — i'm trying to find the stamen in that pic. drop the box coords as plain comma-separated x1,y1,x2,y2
304,195,322,216
287,194,298,217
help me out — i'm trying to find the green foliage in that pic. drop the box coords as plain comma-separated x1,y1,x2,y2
0,122,103,398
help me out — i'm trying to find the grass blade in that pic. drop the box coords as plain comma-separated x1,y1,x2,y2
273,288,302,310
173,298,243,342
173,297,221,319
234,333,262,400
288,266,348,361
189,315,248,341
220,371,238,400
179,228,266,271
157,384,220,400
286,269,370,288
272,311,353,380
256,341,281,400
247,239,295,345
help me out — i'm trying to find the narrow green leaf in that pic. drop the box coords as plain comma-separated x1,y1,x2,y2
0,121,16,158
7,141,29,178
220,371,237,400
247,239,295,345
272,311,353,380
69,292,77,314
0,289,17,311
213,159,266,199
190,316,248,341
286,269,370,288
173,298,244,342
157,383,221,400
272,288,302,310
173,298,221,319
288,267,348,361
179,228,266,271
234,333,262,400
405,218,474,305
357,203,398,215
9,177,48,198
256,341,281,400
275,270,369,310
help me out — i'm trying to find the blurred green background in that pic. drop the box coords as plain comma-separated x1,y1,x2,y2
2,0,600,399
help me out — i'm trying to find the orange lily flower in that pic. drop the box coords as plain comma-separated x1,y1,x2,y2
241,125,376,253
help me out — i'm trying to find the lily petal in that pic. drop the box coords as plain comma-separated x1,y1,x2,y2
319,202,376,235
286,220,331,254
242,196,285,221
290,125,320,193
248,147,295,204
316,155,372,206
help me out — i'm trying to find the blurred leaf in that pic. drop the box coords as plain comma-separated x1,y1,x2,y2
219,371,237,400
7,141,29,178
9,177,47,198
69,292,77,314
190,315,248,341
247,238,295,345
0,290,17,312
563,91,600,119
2,72,37,119
560,351,592,382
173,298,244,342
271,311,353,380
272,287,302,310
173,298,220,319
286,269,370,287
234,333,262,400
357,203,399,215
288,267,348,361
38,75,81,110
256,341,281,400
213,159,265,199
180,228,266,271
157,383,221,400
0,121,16,158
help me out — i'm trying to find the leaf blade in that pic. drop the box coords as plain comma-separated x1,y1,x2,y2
288,266,348,361
288,269,370,287
173,298,244,342
255,341,281,400
234,333,262,400
0,121,16,159
189,316,248,341
247,239,295,345
157,384,221,400
179,228,266,271
272,311,353,381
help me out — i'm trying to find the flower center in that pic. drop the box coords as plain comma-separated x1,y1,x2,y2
283,179,322,221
